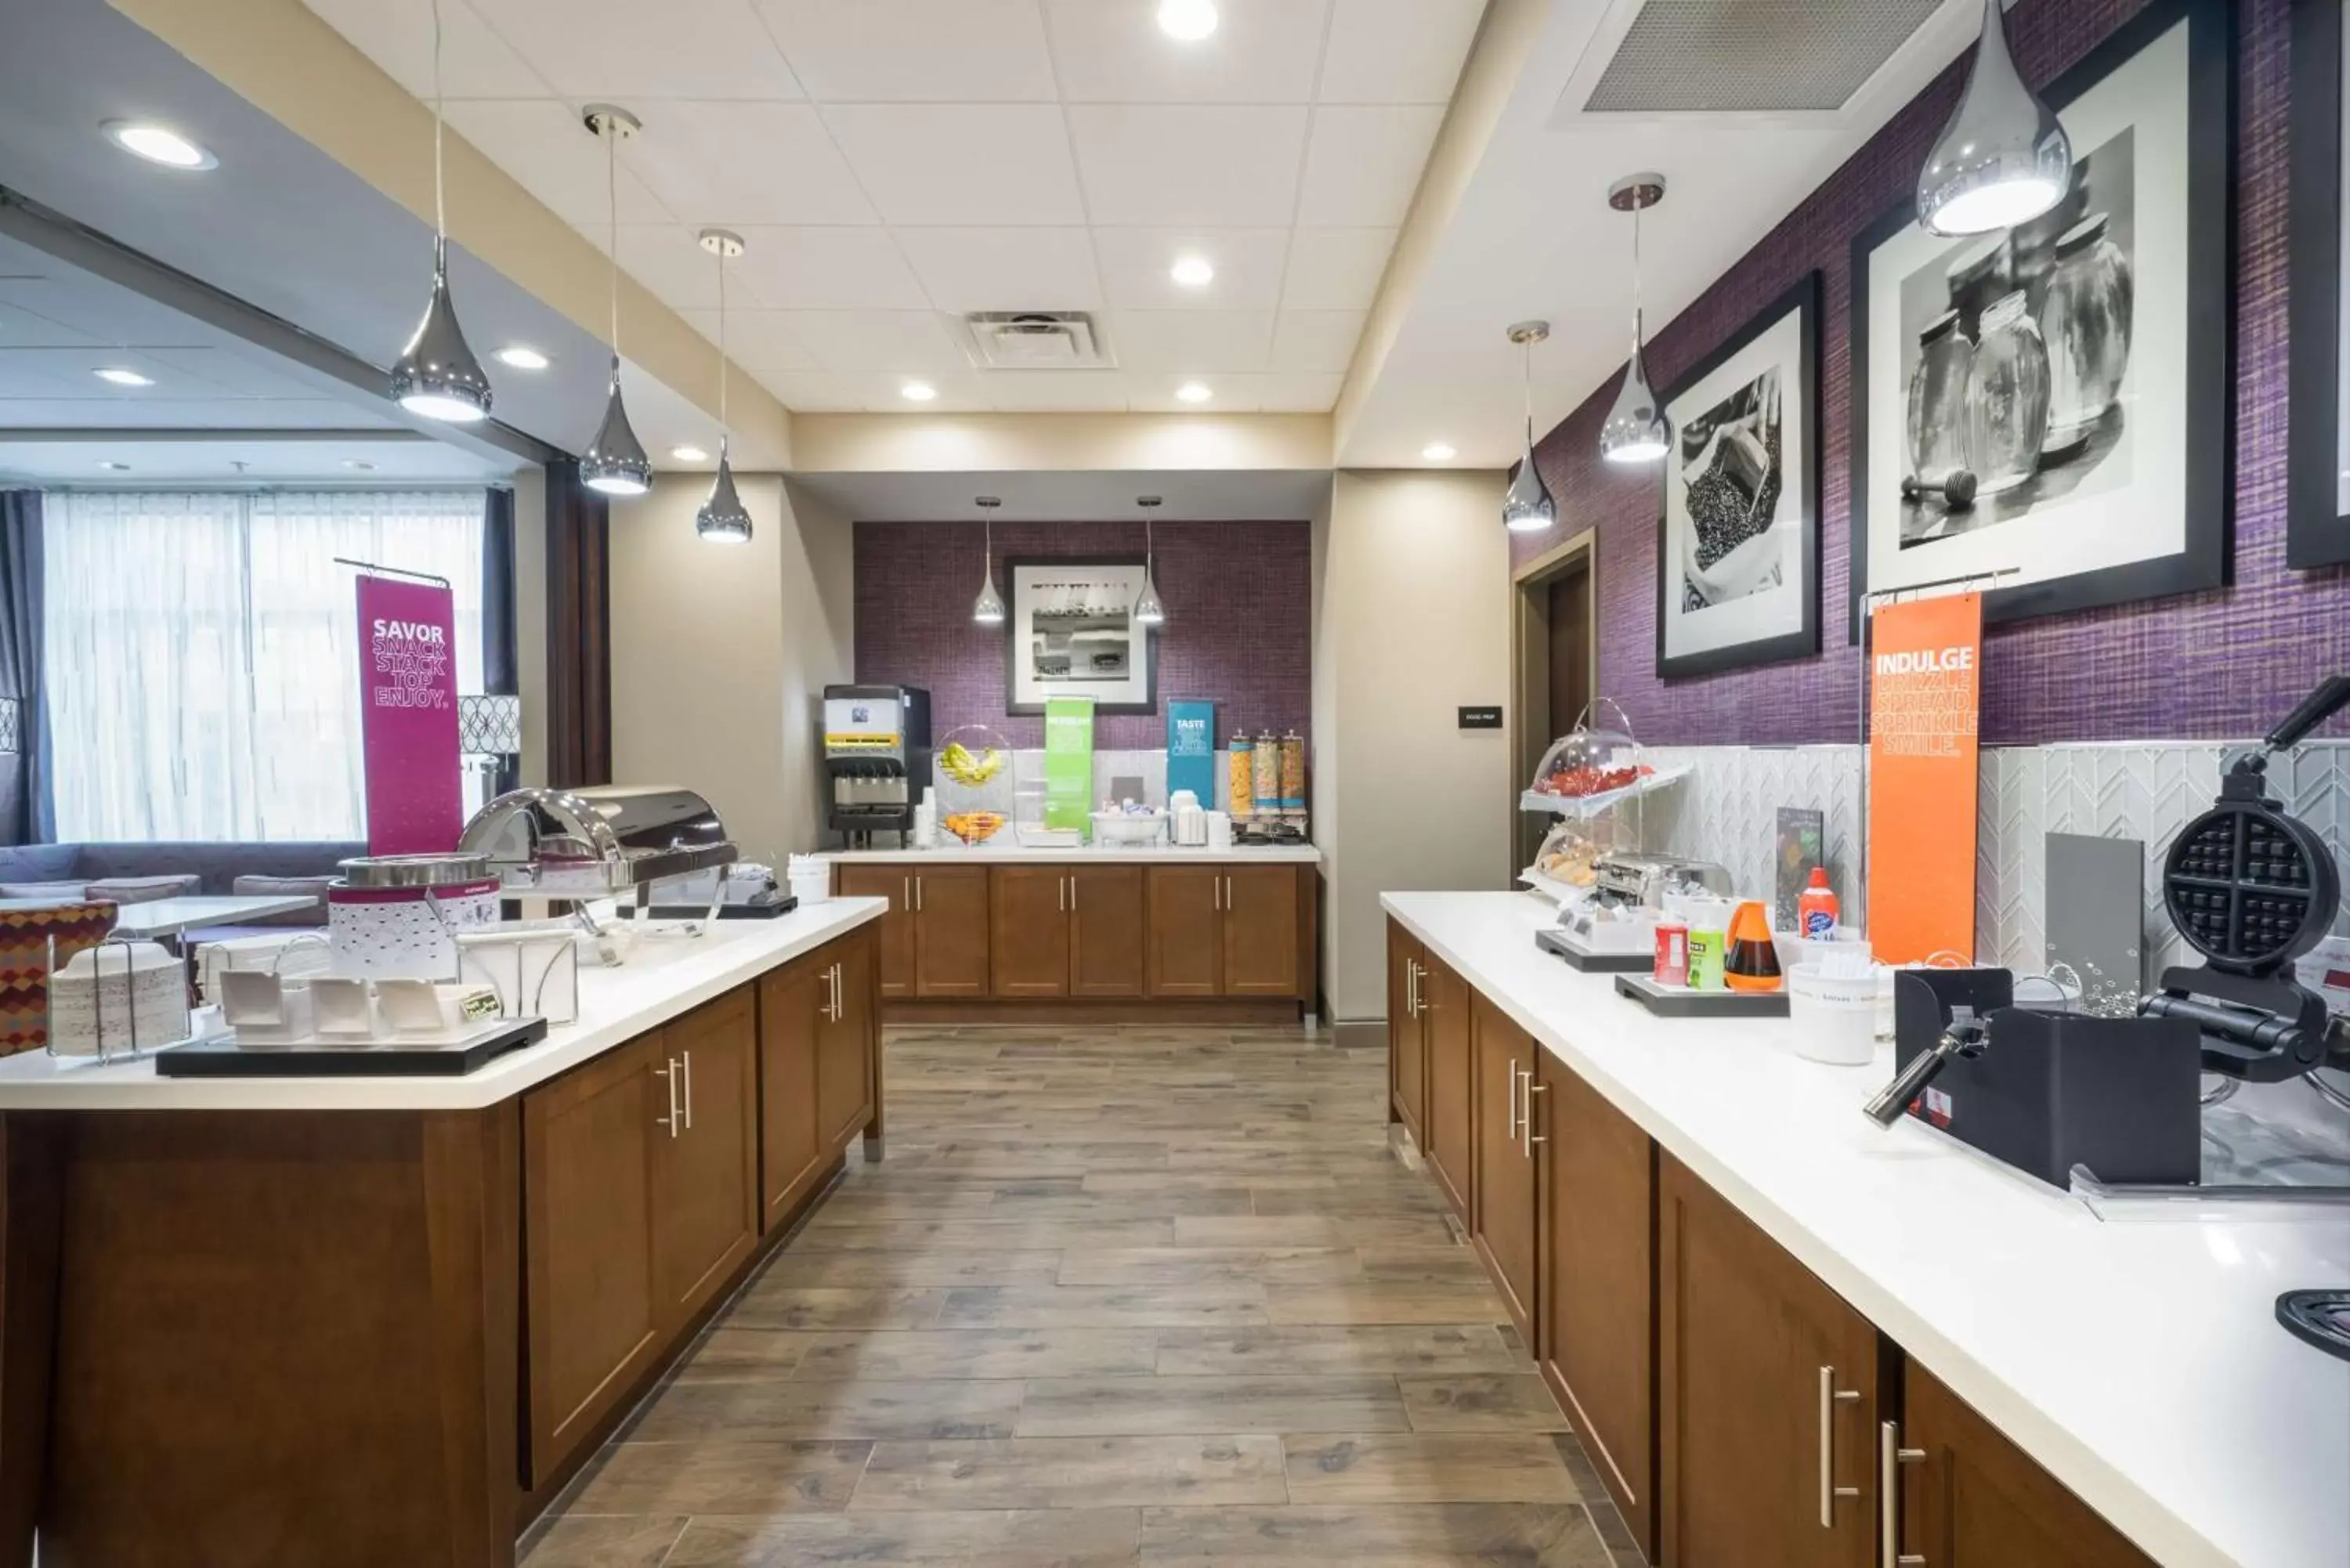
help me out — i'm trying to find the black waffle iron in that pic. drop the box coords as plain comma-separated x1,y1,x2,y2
2141,675,2350,1083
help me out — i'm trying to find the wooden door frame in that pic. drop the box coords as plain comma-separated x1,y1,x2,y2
1509,532,1599,871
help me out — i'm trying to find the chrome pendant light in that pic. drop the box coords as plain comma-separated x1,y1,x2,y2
1600,172,1668,464
972,496,1006,625
389,0,493,424
1502,321,1556,533
1918,0,2072,237
580,106,651,496
694,229,752,545
1133,495,1168,625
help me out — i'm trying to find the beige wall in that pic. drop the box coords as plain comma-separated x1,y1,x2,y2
607,473,853,865
508,464,549,789
1318,469,1513,1021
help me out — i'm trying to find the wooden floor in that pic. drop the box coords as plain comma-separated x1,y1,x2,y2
525,1024,1643,1567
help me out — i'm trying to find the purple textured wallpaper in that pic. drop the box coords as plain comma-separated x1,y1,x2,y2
1515,0,2349,746
854,519,1311,750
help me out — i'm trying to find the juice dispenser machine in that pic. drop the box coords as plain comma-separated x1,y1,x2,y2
823,684,931,847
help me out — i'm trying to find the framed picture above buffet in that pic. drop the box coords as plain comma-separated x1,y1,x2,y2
1003,557,1158,716
2290,0,2350,569
1849,0,2231,628
1654,271,1820,678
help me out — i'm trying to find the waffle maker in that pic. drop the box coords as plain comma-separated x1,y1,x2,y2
2139,675,2350,1083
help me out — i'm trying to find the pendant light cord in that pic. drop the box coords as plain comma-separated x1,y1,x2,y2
606,121,620,356
430,0,446,244
715,245,730,438
1521,338,1534,445
1629,199,1645,353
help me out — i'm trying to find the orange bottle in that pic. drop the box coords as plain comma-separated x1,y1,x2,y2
1796,866,1841,939
1723,901,1784,993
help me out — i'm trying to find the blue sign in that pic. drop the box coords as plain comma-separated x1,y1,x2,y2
1167,699,1215,807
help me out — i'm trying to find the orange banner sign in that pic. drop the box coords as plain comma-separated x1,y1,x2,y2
1867,592,1982,966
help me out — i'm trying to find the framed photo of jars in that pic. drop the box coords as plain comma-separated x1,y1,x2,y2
1654,271,1821,678
1849,0,2231,629
2289,0,2350,568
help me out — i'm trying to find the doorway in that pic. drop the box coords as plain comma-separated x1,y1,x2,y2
1510,534,1596,873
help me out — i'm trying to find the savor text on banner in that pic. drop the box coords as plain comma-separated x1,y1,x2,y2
356,573,461,856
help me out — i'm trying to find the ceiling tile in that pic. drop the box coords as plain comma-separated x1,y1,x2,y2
622,101,876,226
0,298,105,350
777,309,970,374
678,308,820,370
1043,0,1328,103
469,0,804,100
300,0,548,99
136,346,339,399
979,369,1130,411
1092,228,1286,310
1067,106,1307,227
727,227,932,309
821,104,1084,225
1270,309,1364,374
1279,226,1394,309
892,228,1102,313
0,352,103,399
757,0,1057,100
1108,310,1274,372
443,101,673,230
1130,370,1340,411
1296,104,1441,226
1246,371,1346,410
613,223,736,309
1317,0,1484,103
754,370,866,410
835,370,989,411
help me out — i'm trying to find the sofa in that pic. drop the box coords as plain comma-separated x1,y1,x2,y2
0,841,361,931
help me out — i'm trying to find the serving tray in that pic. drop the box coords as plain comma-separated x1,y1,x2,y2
156,1017,547,1078
1614,973,1788,1018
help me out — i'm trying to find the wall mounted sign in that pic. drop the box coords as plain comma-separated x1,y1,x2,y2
1655,271,1821,677
1167,699,1216,804
1849,0,2229,629
355,572,461,856
1867,592,1983,966
2289,0,2350,568
1458,706,1504,730
1044,697,1094,832
1004,557,1158,716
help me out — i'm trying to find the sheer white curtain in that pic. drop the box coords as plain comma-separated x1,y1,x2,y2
45,490,486,841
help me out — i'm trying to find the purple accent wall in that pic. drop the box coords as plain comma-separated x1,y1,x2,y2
854,519,1311,750
1515,0,2349,746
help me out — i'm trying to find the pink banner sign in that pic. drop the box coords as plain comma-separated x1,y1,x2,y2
356,573,461,855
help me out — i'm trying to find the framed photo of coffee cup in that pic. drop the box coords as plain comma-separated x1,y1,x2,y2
2290,0,2350,568
1849,0,2231,630
1655,271,1820,677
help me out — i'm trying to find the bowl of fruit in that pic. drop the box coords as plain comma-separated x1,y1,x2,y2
943,811,1007,846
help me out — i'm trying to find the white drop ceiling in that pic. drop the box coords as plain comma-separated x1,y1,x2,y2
300,0,1488,415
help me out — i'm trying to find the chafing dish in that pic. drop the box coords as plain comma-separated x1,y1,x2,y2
1593,851,1732,909
458,786,739,903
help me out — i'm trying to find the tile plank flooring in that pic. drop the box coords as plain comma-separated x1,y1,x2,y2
526,1024,1642,1568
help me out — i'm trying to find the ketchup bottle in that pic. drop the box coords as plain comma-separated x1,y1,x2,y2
1797,867,1840,938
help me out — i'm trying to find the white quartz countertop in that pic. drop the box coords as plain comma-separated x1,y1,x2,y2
817,844,1320,864
0,899,885,1113
1383,891,2350,1568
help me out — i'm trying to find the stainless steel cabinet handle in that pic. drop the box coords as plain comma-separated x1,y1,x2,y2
680,1049,694,1131
1405,959,1420,1018
1213,876,1221,912
1224,875,1234,909
657,1057,681,1137
1524,1075,1547,1154
1506,1056,1520,1140
835,962,844,1019
902,876,909,911
915,876,924,912
1058,876,1066,912
1068,875,1077,912
1819,1367,1862,1526
1879,1422,1927,1567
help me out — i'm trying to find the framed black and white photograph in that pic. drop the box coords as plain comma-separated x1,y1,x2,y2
1850,0,2231,628
2290,0,2350,568
1003,557,1157,715
1655,271,1820,677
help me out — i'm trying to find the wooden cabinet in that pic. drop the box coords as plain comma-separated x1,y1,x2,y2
1470,992,1538,1343
651,989,759,1329
1221,865,1301,996
990,866,1072,998
1421,955,1473,1219
1068,865,1145,997
909,866,989,997
1144,865,1310,1002
1145,866,1224,997
1386,919,1426,1141
1660,1152,1879,1568
836,865,913,998
1536,1053,1656,1561
1896,1364,2157,1568
817,931,876,1148
757,956,826,1230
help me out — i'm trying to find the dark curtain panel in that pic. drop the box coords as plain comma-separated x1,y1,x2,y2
0,492,48,845
480,486,520,794
544,461,612,788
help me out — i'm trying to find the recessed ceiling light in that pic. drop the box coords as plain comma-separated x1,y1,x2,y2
671,444,709,462
1175,381,1213,404
1170,255,1215,288
93,367,154,387
901,381,939,403
494,345,549,370
1423,442,1457,461
97,461,131,471
343,459,377,471
103,121,217,171
1158,0,1217,41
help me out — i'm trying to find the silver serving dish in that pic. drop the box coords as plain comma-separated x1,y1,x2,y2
1593,851,1731,909
334,851,492,889
458,786,738,899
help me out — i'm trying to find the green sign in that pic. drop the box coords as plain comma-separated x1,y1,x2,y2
1044,698,1094,833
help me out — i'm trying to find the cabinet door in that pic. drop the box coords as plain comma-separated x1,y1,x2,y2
757,957,826,1231
522,1030,665,1485
989,866,1072,998
837,865,913,998
653,988,760,1330
911,867,990,998
1068,865,1145,998
818,933,877,1150
1538,1055,1655,1561
1220,865,1300,996
1660,1153,1878,1568
1145,866,1222,997
1386,920,1426,1140
1900,1363,2157,1568
1422,957,1473,1219
1470,992,1538,1343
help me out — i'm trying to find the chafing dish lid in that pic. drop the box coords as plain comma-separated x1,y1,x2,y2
334,851,493,888
458,786,736,889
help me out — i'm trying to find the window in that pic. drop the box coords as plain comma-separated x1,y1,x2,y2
45,489,488,841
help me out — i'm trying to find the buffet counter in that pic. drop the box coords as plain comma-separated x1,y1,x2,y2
815,843,1321,862
1384,890,2348,1568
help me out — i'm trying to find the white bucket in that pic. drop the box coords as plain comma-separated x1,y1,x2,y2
1785,961,1880,1066
787,855,832,907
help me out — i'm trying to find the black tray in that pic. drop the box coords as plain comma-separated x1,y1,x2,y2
1614,973,1789,1018
1536,926,1652,974
647,894,799,920
156,1018,548,1078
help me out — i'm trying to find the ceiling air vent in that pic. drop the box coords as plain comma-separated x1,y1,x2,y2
959,311,1111,370
1584,0,1942,114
